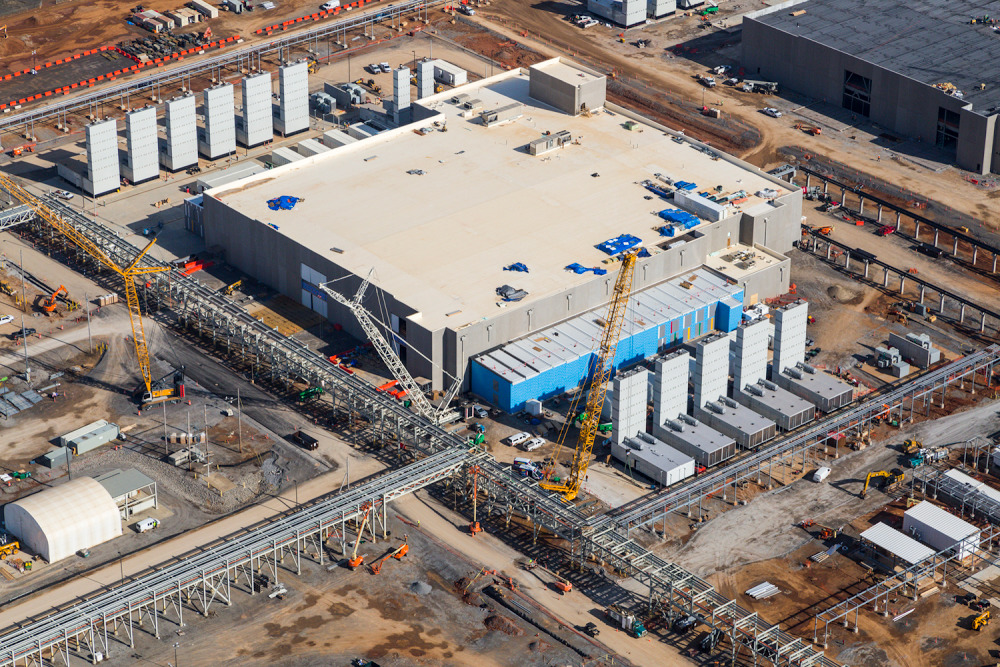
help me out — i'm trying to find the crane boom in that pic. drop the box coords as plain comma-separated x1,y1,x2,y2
319,275,460,424
0,175,171,402
541,252,637,501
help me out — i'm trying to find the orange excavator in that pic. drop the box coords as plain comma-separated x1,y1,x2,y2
347,502,373,570
43,285,68,312
368,537,409,575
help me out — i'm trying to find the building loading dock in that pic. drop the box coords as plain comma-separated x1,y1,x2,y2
199,58,801,406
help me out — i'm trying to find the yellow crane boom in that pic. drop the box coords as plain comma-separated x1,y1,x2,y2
0,175,170,402
541,251,637,501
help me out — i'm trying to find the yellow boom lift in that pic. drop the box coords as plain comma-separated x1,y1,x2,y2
541,251,637,501
0,175,182,406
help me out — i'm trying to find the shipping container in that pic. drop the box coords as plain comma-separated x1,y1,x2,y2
68,422,121,455
58,420,109,448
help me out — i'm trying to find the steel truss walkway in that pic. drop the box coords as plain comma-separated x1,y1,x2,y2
0,205,34,232
0,449,473,665
598,345,1000,535
0,189,851,666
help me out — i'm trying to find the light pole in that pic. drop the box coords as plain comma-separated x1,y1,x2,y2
118,552,124,585
173,642,180,667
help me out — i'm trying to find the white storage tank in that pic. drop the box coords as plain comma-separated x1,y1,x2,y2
903,501,979,561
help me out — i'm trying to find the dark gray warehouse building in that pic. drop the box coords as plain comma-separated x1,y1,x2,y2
743,0,1000,175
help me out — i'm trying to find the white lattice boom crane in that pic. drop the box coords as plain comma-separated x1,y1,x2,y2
320,273,461,424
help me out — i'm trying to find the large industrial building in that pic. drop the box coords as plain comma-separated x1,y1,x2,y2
743,0,1000,174
200,58,802,411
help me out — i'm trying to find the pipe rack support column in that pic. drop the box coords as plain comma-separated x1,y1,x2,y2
934,229,939,247
823,181,829,194
939,294,945,313
919,285,926,303
993,254,998,273
982,312,987,333
877,204,883,222
915,222,921,238
960,304,966,323
863,261,870,279
900,276,906,293
826,244,832,260
844,252,851,271
858,197,865,215
805,173,811,188
953,237,959,256
973,246,978,265
883,267,890,287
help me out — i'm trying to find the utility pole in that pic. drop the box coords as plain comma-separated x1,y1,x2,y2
20,314,28,383
237,387,243,454
18,248,25,313
85,290,92,352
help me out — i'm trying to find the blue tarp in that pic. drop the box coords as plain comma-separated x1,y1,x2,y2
566,263,608,276
673,181,698,191
637,248,651,258
267,196,301,211
596,233,642,255
642,182,671,199
504,262,529,273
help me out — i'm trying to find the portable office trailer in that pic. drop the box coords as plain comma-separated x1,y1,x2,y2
68,422,121,455
431,60,468,86
188,0,219,18
58,420,110,448
903,501,979,561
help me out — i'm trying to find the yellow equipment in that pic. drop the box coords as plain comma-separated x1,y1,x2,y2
347,502,373,569
307,58,319,74
861,469,905,499
0,537,19,559
974,610,990,631
0,174,178,406
222,279,243,295
902,439,921,454
541,251,637,501
0,25,7,39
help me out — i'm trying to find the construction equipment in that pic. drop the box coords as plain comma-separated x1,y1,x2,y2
0,175,180,406
297,386,324,401
861,469,905,498
0,534,19,559
319,272,462,424
815,225,834,236
0,25,7,39
901,438,922,454
10,470,30,480
42,285,68,313
541,251,636,501
606,604,647,638
907,446,949,468
973,609,991,631
469,464,483,535
553,579,572,594
354,78,382,94
222,279,243,295
347,502,373,569
307,57,319,74
800,519,838,539
368,537,409,575
8,144,34,158
795,123,822,136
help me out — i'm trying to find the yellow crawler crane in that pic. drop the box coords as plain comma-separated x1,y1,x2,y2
0,175,178,405
541,251,637,502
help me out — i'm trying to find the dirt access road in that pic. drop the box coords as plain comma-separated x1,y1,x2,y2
467,6,1000,231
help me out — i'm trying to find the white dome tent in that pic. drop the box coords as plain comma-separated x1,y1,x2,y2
5,477,122,563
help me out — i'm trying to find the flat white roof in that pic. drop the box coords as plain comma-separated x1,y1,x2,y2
861,522,935,565
905,501,979,542
208,67,788,331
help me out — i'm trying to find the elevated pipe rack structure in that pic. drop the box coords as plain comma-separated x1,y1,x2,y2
801,228,1000,335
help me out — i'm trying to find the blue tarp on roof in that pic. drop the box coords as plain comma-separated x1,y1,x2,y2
267,196,301,211
566,263,608,276
504,262,529,273
596,233,642,255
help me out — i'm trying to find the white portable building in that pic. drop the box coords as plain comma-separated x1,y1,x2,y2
903,501,979,561
860,522,935,566
432,60,468,86
4,478,122,563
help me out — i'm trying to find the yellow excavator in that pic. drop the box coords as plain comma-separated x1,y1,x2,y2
541,251,636,502
974,609,991,631
861,469,905,499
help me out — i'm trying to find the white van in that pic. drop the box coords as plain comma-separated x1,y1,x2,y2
136,518,160,533
506,432,530,447
812,467,832,483
522,437,545,452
